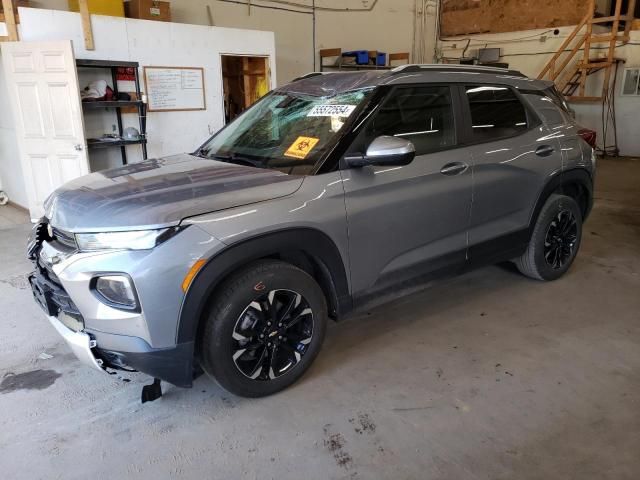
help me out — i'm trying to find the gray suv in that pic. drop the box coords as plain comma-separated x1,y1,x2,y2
27,65,595,399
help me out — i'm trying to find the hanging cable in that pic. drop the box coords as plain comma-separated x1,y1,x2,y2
597,60,621,157
216,0,380,13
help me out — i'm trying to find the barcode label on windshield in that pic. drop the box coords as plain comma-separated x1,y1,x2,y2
307,105,357,117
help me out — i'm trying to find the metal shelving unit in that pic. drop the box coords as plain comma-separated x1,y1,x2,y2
76,59,147,165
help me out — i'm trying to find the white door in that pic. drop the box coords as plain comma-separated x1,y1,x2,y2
1,40,88,221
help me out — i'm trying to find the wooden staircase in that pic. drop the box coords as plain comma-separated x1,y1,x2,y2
538,0,636,102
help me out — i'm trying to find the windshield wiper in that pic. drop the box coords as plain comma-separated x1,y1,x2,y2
193,147,211,158
211,153,263,169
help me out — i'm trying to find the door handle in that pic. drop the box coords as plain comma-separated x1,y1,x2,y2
73,144,84,152
440,162,469,176
535,145,555,157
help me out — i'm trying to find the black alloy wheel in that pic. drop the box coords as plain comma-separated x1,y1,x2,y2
231,289,314,381
543,209,578,269
515,194,583,281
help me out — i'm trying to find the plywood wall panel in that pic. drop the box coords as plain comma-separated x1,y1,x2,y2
441,0,590,37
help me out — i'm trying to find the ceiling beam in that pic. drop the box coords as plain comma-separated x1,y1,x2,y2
1,0,19,41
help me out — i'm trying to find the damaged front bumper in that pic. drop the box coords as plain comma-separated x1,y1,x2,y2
26,220,212,390
28,269,107,373
45,313,106,373
29,268,195,388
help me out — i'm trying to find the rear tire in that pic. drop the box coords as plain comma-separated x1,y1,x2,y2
516,194,582,281
200,260,327,397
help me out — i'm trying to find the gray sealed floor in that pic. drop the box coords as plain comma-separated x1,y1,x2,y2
0,157,638,479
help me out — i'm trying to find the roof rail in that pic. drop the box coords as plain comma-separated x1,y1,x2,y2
391,64,527,78
291,72,329,82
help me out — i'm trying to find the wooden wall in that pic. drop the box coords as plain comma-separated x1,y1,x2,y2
441,0,591,37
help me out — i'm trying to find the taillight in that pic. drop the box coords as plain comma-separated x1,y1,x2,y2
578,128,597,149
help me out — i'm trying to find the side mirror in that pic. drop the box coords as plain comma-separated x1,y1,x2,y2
345,136,416,168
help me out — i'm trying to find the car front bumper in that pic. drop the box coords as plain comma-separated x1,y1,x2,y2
27,223,224,387
45,313,107,373
30,269,197,387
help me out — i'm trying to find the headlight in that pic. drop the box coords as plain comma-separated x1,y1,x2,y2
93,275,138,310
75,228,177,251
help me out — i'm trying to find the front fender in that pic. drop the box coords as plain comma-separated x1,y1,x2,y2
176,228,351,346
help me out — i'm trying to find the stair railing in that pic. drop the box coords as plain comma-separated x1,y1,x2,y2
537,5,595,82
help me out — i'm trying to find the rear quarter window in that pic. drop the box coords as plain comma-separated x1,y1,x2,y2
521,89,571,127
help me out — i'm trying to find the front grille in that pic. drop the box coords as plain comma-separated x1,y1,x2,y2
34,268,82,319
29,221,84,325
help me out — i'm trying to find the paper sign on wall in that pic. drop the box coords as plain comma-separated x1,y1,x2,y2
144,66,206,112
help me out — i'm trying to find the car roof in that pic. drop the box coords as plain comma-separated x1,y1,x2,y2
278,64,554,97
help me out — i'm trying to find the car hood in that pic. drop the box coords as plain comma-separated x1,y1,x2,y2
45,154,304,232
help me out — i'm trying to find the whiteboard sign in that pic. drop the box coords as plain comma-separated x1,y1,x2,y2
144,67,206,112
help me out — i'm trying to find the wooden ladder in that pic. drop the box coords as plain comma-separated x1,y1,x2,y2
537,0,636,103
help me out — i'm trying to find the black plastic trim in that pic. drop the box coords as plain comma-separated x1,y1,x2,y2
176,228,351,345
391,65,527,78
467,229,529,269
96,341,195,388
529,168,594,231
353,249,465,309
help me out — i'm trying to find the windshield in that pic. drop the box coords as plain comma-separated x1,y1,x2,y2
197,88,373,175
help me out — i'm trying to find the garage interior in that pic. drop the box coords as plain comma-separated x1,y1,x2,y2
0,1,639,479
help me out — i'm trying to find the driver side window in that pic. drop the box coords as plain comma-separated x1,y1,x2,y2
349,85,456,156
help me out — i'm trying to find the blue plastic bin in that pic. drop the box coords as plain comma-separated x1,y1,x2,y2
376,52,387,66
342,50,369,65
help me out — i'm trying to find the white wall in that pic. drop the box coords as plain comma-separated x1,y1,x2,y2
29,0,427,84
0,50,28,207
438,26,640,156
16,7,276,170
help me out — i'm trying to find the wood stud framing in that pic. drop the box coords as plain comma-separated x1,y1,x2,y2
78,0,95,50
1,0,19,41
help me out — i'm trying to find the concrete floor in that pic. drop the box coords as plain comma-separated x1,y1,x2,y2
0,203,29,228
0,157,639,480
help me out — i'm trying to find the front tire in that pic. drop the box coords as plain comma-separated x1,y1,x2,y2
516,194,583,281
200,260,327,397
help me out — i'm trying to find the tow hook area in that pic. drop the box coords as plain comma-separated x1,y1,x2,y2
141,378,163,403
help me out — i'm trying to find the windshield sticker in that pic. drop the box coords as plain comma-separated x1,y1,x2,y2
284,136,320,160
307,104,357,118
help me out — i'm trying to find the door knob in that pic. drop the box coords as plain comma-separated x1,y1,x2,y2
74,144,84,151
440,162,469,176
535,145,555,157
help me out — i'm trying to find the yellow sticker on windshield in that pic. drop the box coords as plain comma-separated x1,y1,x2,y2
284,136,320,160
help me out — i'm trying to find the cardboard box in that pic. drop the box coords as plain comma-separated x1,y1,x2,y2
68,0,125,17
124,0,171,22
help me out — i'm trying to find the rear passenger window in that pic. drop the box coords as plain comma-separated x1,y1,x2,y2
465,85,529,142
364,86,456,155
